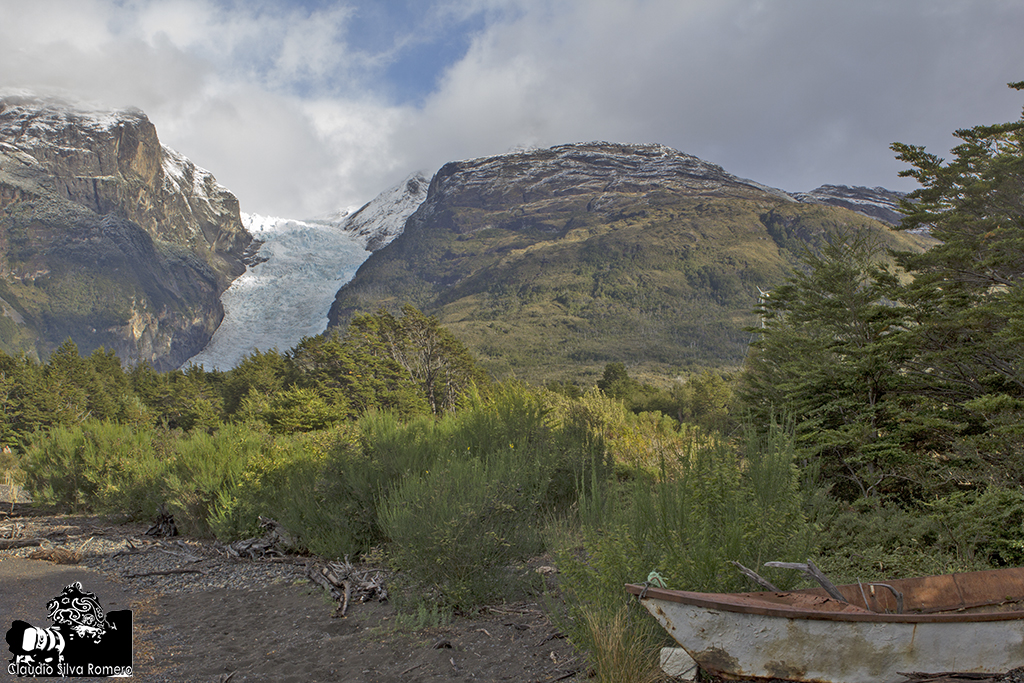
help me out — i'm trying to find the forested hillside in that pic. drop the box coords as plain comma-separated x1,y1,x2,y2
328,143,934,385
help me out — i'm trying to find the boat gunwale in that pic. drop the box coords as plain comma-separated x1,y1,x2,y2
625,583,1024,624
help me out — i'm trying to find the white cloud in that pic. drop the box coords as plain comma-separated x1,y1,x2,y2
3,0,1024,217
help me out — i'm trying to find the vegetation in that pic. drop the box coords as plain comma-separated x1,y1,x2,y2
331,188,934,385
4,87,1024,681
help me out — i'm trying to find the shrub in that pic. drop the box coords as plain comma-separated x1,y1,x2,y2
380,447,547,613
22,420,167,517
163,424,271,536
926,486,1024,567
553,420,817,671
209,425,374,557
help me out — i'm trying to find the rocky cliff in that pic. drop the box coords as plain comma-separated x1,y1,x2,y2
0,96,250,369
327,142,933,383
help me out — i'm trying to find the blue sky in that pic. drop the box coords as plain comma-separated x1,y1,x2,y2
3,0,1024,219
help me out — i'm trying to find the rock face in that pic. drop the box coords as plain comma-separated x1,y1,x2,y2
327,142,933,382
0,96,250,369
793,184,906,226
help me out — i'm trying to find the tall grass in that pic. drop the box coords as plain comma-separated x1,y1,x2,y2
583,605,664,683
553,419,816,681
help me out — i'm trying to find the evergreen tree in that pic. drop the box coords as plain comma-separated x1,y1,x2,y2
221,348,290,416
740,232,911,498
890,81,1024,482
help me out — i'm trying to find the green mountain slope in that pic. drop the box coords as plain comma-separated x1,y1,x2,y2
331,142,934,384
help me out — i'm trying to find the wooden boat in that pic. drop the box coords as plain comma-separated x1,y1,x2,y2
626,565,1024,683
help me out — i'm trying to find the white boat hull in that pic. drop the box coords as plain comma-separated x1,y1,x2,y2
639,597,1024,683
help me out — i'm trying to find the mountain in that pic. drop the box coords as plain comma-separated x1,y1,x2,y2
793,185,906,225
341,172,430,251
0,96,250,369
327,142,934,384
183,173,429,370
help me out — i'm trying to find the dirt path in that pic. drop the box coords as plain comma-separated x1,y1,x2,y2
0,504,585,682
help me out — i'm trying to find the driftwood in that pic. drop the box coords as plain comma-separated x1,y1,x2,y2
125,568,204,578
764,560,847,603
0,537,44,550
156,541,204,563
146,504,178,537
27,547,82,564
729,561,781,592
305,557,388,617
225,517,301,559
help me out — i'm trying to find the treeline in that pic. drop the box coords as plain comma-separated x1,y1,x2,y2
0,304,487,446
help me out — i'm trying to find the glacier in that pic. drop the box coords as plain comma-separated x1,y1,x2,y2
183,172,429,371
183,213,370,371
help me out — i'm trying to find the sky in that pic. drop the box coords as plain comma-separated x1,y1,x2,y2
2,0,1024,219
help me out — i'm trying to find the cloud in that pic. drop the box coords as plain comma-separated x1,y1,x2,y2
3,0,1024,218
404,0,1024,194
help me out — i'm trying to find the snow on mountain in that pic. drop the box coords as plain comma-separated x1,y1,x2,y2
183,174,428,370
334,171,429,251
793,184,906,225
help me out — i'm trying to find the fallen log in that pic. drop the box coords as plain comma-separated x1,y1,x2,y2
27,547,82,564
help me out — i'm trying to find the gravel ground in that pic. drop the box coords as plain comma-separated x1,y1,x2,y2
1,506,308,594
1,503,586,682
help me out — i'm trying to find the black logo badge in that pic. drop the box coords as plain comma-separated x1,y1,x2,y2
6,581,132,677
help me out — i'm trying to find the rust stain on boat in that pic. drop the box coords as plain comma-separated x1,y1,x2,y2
694,647,742,676
765,659,808,680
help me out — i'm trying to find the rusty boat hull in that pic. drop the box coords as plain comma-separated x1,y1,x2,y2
626,565,1024,683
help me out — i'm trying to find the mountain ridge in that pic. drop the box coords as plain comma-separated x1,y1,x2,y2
327,141,932,383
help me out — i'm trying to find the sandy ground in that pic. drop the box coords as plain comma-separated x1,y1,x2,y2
0,503,586,683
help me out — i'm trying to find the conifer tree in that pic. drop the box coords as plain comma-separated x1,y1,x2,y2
890,81,1024,481
740,232,910,498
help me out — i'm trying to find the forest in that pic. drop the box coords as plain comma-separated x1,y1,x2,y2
2,84,1023,681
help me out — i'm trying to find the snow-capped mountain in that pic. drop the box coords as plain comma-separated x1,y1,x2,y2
0,95,248,369
183,174,428,370
334,172,429,251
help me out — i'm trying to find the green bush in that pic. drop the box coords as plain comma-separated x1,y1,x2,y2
22,420,167,517
380,447,547,613
926,486,1024,567
209,425,376,556
553,421,817,672
163,424,271,536
812,499,964,583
